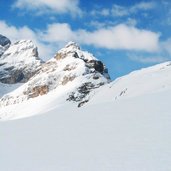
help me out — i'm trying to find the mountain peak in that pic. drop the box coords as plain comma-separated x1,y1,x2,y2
55,41,97,63
65,41,80,50
0,39,42,84
11,39,39,58
0,40,110,107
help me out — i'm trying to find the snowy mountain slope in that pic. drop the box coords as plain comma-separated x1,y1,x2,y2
0,60,171,120
0,40,42,84
0,36,171,170
89,61,171,104
0,41,110,108
1,33,171,171
0,88,171,171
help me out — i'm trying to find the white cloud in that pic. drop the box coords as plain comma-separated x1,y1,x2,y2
0,21,160,61
41,23,159,52
41,23,75,42
13,0,82,16
88,18,137,30
0,21,54,59
130,2,156,12
77,24,160,52
91,2,156,18
112,2,156,17
0,21,36,43
111,4,129,17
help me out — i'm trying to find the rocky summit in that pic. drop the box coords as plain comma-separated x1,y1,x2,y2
0,37,111,107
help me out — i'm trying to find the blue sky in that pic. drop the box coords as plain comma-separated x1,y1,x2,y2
0,0,171,79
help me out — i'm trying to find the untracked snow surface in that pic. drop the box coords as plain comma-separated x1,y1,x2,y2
0,62,171,171
0,35,170,171
0,90,171,171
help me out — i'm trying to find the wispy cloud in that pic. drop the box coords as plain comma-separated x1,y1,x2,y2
130,2,156,12
13,0,82,16
128,54,168,64
91,1,156,18
88,18,137,30
111,4,129,17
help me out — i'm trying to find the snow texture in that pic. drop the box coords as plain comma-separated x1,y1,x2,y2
0,84,171,171
0,39,42,84
0,37,171,171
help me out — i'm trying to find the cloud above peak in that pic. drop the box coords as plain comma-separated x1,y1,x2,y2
78,24,160,52
13,0,82,15
40,23,160,52
0,21,160,60
91,1,156,18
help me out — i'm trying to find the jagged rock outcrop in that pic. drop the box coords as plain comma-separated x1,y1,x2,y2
0,39,43,84
0,41,110,107
0,34,11,47
0,34,11,56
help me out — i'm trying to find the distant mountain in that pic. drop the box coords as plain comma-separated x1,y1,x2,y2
0,39,42,84
0,36,110,108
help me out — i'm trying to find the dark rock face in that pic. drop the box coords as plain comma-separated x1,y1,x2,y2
0,69,38,84
0,70,24,84
67,82,95,102
0,35,11,57
0,34,11,47
85,60,110,80
67,82,105,107
86,60,104,73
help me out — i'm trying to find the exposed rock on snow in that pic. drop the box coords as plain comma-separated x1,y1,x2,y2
0,39,42,84
0,41,110,107
0,34,11,47
0,34,11,56
67,82,105,107
24,85,49,98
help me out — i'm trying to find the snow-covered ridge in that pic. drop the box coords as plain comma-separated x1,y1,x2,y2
0,39,42,84
0,37,110,108
1,34,171,120
89,61,171,104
